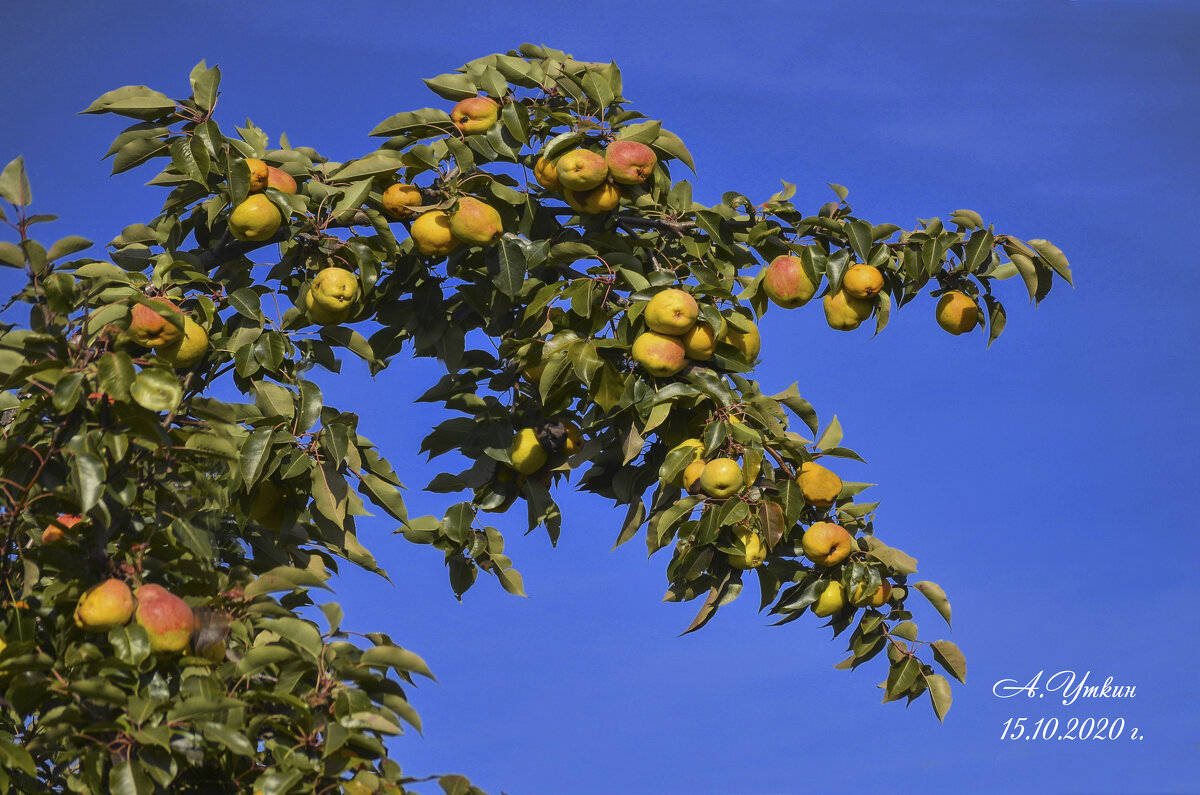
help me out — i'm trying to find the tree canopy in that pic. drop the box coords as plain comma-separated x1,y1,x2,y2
0,44,1070,793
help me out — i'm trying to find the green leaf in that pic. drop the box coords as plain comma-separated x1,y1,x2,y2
495,566,527,597
201,723,254,757
369,107,456,138
108,761,154,795
243,565,330,599
492,238,526,298
360,644,436,680
0,157,32,207
864,536,918,575
886,656,920,698
927,673,952,722
189,60,221,112
130,368,182,413
47,235,92,262
109,624,151,666
72,453,105,512
913,580,952,627
815,415,843,451
891,621,919,641
931,639,967,683
1027,238,1072,285
82,85,176,119
422,72,479,100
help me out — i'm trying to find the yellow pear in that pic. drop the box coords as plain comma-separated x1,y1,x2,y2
726,524,766,570
801,522,854,567
936,290,978,335
451,96,500,135
157,316,208,368
449,197,504,246
725,320,761,360
564,183,621,214
797,461,842,508
304,290,351,325
679,315,725,360
511,428,548,475
842,264,884,299
309,268,360,313
410,210,461,257
812,581,847,617
850,579,893,608
631,331,687,377
74,579,134,632
681,459,707,494
134,584,195,654
229,194,282,242
555,149,608,191
823,289,873,331
244,158,269,192
381,183,422,219
533,156,562,190
699,457,742,498
644,289,699,335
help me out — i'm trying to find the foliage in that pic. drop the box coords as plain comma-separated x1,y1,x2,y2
0,45,1070,792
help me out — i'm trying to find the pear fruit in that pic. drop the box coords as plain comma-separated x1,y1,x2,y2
229,194,282,242
533,156,562,191
555,149,608,191
158,316,208,369
134,584,195,654
679,316,724,361
309,268,360,315
74,579,134,632
936,290,978,335
823,289,873,331
128,298,183,349
725,320,761,360
644,289,699,335
381,183,422,219
699,457,742,498
797,461,842,508
762,255,817,308
511,428,549,475
451,96,500,135
244,158,269,192
42,513,82,544
726,524,766,570
265,166,297,195
564,183,621,214
812,581,847,617
801,521,855,567
631,331,687,377
842,264,883,299
410,210,461,257
605,140,657,185
850,579,893,608
681,459,707,494
449,197,504,246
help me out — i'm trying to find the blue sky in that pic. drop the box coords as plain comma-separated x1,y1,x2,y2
3,1,1198,793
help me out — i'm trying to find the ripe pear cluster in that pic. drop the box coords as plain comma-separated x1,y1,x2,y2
228,157,297,243
73,580,200,655
126,298,209,369
535,140,658,214
400,196,505,258
671,438,745,500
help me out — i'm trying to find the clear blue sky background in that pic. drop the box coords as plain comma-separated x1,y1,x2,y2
3,2,1198,793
